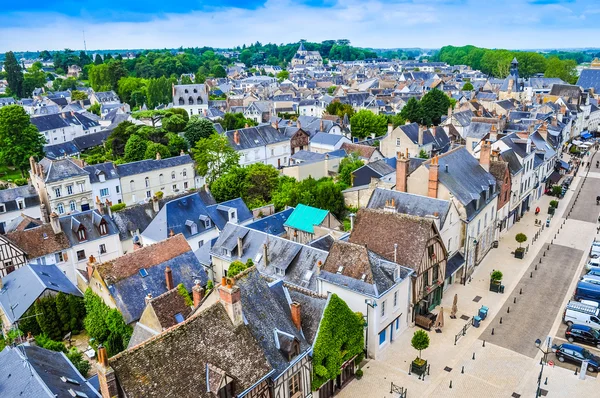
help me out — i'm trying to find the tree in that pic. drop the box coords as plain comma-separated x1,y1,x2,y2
276,70,290,81
210,167,248,202
418,149,429,159
55,292,71,334
515,233,527,248
327,85,337,95
94,54,103,65
338,153,363,186
490,270,503,282
107,121,136,158
311,294,364,390
462,81,474,91
349,109,388,138
184,116,216,147
194,73,207,84
545,56,578,84
35,296,63,340
215,113,257,131
411,330,430,360
177,283,193,306
124,135,148,162
325,102,355,119
400,97,424,124
84,289,110,343
166,133,188,156
193,133,240,184
117,76,145,106
390,113,406,128
71,90,88,101
4,51,24,97
162,114,187,133
211,65,227,78
144,142,171,160
244,163,280,206
88,64,111,91
89,103,101,116
0,105,45,176
227,260,247,278
420,89,451,126
67,295,86,333
146,76,174,109
67,348,91,377
107,61,128,91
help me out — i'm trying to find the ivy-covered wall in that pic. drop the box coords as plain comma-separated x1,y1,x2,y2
312,294,365,390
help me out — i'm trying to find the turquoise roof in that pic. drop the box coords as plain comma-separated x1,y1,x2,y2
284,204,328,234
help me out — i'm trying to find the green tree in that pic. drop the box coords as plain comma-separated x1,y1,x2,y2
71,90,88,101
19,307,41,336
462,81,474,91
244,163,280,205
166,133,188,156
420,89,451,126
83,288,110,343
144,142,171,160
193,133,240,184
184,116,217,147
124,135,148,162
68,295,86,333
418,149,429,159
215,113,257,131
194,73,207,84
107,121,136,158
55,292,72,335
313,180,346,219
211,65,227,78
89,103,101,116
35,296,63,340
390,113,406,128
327,85,337,95
544,56,578,84
94,54,103,65
400,97,424,124
177,283,193,306
227,260,247,277
88,64,111,91
349,109,388,138
312,294,364,390
210,167,248,202
162,114,187,133
4,51,24,97
0,105,45,177
515,233,527,248
67,348,91,377
338,153,363,186
325,102,355,119
411,330,430,360
117,76,146,106
276,70,290,81
22,63,47,97
107,61,128,91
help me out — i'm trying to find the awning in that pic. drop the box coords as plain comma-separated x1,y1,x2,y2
558,160,570,171
446,252,465,277
548,170,561,184
581,132,592,139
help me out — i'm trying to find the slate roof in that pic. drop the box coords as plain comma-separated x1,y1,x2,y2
464,122,492,139
246,208,294,236
0,346,100,398
38,157,89,183
577,69,600,92
116,154,193,177
0,185,39,212
0,264,82,324
367,188,451,227
44,142,80,159
310,132,346,146
58,210,119,246
224,124,288,151
451,109,475,127
549,83,582,99
72,129,112,151
284,203,328,234
84,162,119,183
320,240,412,297
446,251,465,277
290,150,327,162
30,112,100,132
287,288,327,344
110,303,273,398
348,209,437,271
7,224,71,259
365,157,396,176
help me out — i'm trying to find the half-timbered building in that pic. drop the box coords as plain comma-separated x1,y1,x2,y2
349,208,448,322
0,235,27,277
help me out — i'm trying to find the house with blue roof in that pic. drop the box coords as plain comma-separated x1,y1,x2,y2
284,204,342,245
0,264,82,332
381,122,450,159
141,192,253,250
309,132,351,154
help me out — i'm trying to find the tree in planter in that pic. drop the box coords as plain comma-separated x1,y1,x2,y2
515,233,527,248
551,185,563,197
491,270,503,283
549,200,559,209
411,330,430,366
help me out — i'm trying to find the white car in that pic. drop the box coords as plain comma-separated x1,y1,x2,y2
587,259,600,271
582,275,600,286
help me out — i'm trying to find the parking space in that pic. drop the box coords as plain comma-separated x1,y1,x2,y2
548,336,599,377
567,152,600,223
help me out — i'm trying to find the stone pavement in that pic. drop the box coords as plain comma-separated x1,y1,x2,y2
338,151,600,398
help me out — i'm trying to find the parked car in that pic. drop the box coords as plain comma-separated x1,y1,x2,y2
586,259,600,271
582,275,600,286
591,247,600,259
575,281,600,303
554,343,600,372
587,266,600,277
564,300,600,329
562,176,573,188
565,324,600,348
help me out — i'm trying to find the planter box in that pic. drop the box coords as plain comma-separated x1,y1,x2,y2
411,360,427,376
515,249,525,259
548,207,556,215
489,281,502,293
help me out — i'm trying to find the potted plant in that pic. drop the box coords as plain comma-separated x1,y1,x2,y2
410,330,430,376
548,200,559,215
489,270,503,293
355,368,363,380
515,233,527,259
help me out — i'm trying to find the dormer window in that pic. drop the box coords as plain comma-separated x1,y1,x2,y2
98,173,106,182
186,220,198,235
205,219,211,229
77,226,87,242
275,267,285,276
98,220,108,235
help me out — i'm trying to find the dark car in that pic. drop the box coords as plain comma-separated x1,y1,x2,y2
555,343,600,372
566,324,600,348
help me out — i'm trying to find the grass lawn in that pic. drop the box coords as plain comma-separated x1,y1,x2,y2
0,165,23,182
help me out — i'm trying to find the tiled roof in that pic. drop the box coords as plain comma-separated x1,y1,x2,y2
148,287,193,330
110,303,273,398
7,224,71,259
341,142,378,159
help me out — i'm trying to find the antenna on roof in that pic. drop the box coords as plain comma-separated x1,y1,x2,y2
82,29,87,53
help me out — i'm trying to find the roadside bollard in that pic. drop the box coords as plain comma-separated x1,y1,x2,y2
500,317,502,324
472,352,475,360
507,307,510,313
482,340,485,347
514,297,516,304
492,328,495,335
462,366,465,373
449,380,452,388
530,272,533,278
520,288,522,295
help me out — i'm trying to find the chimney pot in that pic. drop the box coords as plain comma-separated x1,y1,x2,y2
221,276,227,286
428,156,439,198
165,266,174,290
218,280,243,326
291,302,302,331
395,151,409,193
156,152,161,160
145,293,153,306
479,141,491,172
192,282,204,307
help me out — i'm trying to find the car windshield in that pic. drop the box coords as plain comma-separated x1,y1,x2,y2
582,349,594,359
593,329,600,339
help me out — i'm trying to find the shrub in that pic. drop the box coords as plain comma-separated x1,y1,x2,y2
549,200,559,208
13,178,28,186
206,280,214,291
35,334,66,352
515,233,527,248
67,348,91,377
551,185,562,197
110,203,126,212
154,190,164,199
227,260,247,278
411,330,430,360
177,283,193,306
355,368,363,378
491,270,503,282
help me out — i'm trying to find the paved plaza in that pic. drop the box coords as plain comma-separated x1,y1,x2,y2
338,152,600,398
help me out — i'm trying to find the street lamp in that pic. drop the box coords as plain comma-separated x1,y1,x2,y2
364,299,377,359
534,338,552,397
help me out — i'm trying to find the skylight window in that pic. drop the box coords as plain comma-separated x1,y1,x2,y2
68,389,89,398
139,269,148,278
61,376,80,385
174,313,185,323
337,266,344,274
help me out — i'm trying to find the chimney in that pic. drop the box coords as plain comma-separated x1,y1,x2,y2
192,281,204,307
29,156,36,175
447,106,453,119
349,213,355,231
244,123,249,128
105,199,113,218
218,278,244,326
156,152,161,161
428,156,439,198
96,346,119,398
489,124,498,142
290,302,302,331
479,141,491,172
237,236,243,258
40,204,49,223
551,117,558,127
152,195,160,213
388,123,393,135
95,196,103,214
165,266,174,290
233,130,240,145
320,120,324,132
180,149,185,156
86,255,96,281
418,125,424,146
539,122,548,142
144,293,153,306
395,150,409,193
50,212,61,234
263,243,269,267
296,120,301,129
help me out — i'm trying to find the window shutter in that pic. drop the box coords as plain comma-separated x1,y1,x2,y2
63,252,68,261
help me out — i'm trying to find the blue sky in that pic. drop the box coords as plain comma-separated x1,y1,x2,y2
1,0,599,52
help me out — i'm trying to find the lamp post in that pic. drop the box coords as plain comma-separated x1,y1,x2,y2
364,299,377,359
534,338,552,397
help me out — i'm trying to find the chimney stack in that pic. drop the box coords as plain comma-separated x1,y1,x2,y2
192,281,204,307
165,266,174,290
145,293,153,306
50,212,61,234
395,150,409,193
418,125,424,146
95,196,103,214
320,120,324,132
156,152,161,161
263,243,268,267
539,122,548,142
218,278,244,326
479,141,491,172
290,302,302,331
237,236,243,258
152,195,160,213
551,117,558,127
388,123,393,135
86,255,96,281
296,120,301,129
96,346,119,398
428,156,439,198
233,130,240,145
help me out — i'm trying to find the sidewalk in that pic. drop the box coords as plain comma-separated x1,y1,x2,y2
338,151,600,397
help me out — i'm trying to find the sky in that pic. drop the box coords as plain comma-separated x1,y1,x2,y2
1,0,600,52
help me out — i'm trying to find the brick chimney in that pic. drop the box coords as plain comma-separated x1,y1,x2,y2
50,212,61,234
551,117,558,127
156,152,161,161
395,150,409,193
489,124,498,142
218,278,244,327
539,122,549,142
95,196,104,214
296,120,301,129
97,346,119,398
192,281,204,307
144,293,153,306
165,266,174,290
479,141,491,172
263,243,269,267
320,120,324,132
86,255,96,281
290,302,302,331
233,130,240,145
428,156,439,198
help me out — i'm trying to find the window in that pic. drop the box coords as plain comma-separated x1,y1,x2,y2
77,228,87,242
393,291,398,307
77,250,86,261
172,184,177,191
171,172,176,180
116,186,120,194
0,204,5,213
55,252,65,263
447,238,452,252
99,244,106,254
17,199,24,210
218,383,234,398
69,200,77,212
396,138,401,146
54,187,62,198
184,182,188,189
289,372,301,397
183,169,187,177
66,185,73,195
99,222,108,235
271,148,274,156
395,317,400,330
198,240,204,248
100,188,109,197
381,300,386,317
77,182,85,193
146,190,151,198
432,264,439,283
379,329,387,345
204,219,211,229
423,269,429,287
477,219,481,235
159,174,164,184
275,267,285,276
98,173,106,182
484,213,488,228
57,203,65,214
130,180,135,190
145,177,150,188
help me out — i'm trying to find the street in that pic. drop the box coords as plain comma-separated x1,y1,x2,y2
337,152,600,398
